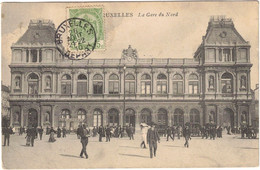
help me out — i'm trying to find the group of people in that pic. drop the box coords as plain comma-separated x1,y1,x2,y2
200,125,223,139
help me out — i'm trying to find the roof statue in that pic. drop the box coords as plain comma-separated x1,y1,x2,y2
121,45,138,61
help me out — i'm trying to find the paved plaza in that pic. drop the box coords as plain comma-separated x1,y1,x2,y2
2,132,259,169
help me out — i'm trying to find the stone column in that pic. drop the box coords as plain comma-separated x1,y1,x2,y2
87,71,91,93
230,48,233,61
51,105,55,127
103,70,107,95
37,49,39,63
151,69,155,98
28,49,31,62
120,106,123,126
72,71,77,95
56,72,61,94
135,69,139,97
21,106,24,127
168,112,172,126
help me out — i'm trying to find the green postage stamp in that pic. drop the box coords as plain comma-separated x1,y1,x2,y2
68,7,105,50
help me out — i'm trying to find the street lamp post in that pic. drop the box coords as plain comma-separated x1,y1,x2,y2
123,65,126,127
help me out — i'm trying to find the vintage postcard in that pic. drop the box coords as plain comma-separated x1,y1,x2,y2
1,1,259,169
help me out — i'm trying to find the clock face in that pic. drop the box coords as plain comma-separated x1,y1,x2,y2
219,31,227,38
127,56,132,61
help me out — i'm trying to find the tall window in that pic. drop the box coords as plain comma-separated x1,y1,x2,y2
61,74,72,95
61,109,71,119
77,74,87,96
28,73,39,95
93,74,103,94
174,109,184,126
14,76,21,89
221,72,233,93
93,109,103,127
158,109,168,127
31,50,37,62
77,109,86,120
108,108,119,126
157,74,167,94
109,74,119,94
141,108,152,124
190,109,200,124
125,74,135,94
188,74,199,94
208,75,214,89
173,74,183,95
240,75,246,89
209,111,216,123
141,74,151,94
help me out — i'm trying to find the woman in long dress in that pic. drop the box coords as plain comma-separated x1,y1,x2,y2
48,127,56,142
140,123,149,149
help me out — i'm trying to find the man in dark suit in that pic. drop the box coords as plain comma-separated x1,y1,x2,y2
183,125,191,148
147,124,160,158
166,126,173,141
129,124,134,140
105,125,111,142
171,125,176,141
79,124,90,159
3,126,13,146
38,126,43,140
98,125,104,142
30,126,37,147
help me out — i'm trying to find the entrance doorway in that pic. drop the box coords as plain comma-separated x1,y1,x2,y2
28,109,38,127
223,108,234,128
140,108,152,124
108,108,119,126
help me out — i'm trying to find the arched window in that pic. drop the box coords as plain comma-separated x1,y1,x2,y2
109,74,119,94
209,75,214,89
188,74,199,94
141,108,152,124
77,109,86,120
158,108,168,127
61,74,72,95
77,74,87,96
108,108,119,126
221,72,233,93
174,109,184,126
44,112,50,122
157,74,167,94
125,108,135,126
61,109,71,119
93,109,103,126
125,74,135,94
240,75,246,89
45,76,51,90
28,73,39,95
190,109,200,124
93,74,103,94
173,74,183,95
14,76,21,89
141,74,151,94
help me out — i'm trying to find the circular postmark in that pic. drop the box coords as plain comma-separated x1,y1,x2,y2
55,18,97,60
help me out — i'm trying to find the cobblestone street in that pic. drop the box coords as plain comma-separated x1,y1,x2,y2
2,132,259,169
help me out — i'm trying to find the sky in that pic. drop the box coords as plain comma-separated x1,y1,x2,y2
1,2,259,89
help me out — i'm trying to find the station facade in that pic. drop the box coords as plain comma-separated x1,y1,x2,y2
9,17,253,131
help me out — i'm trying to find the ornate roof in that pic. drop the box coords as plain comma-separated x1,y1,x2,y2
15,19,56,45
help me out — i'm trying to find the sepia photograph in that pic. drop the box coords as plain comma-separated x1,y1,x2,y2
1,1,259,169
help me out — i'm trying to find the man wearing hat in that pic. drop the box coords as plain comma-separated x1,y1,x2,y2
183,125,191,148
147,123,160,158
79,124,90,159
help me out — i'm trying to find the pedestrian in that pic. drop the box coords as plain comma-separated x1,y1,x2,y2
147,124,160,158
62,127,66,138
25,126,31,146
3,126,13,146
217,126,223,138
19,126,22,135
57,127,61,138
38,126,43,140
171,125,176,141
129,124,134,140
183,125,191,148
92,126,97,137
200,126,205,139
119,125,124,138
30,126,37,147
212,126,216,140
98,125,104,142
105,125,111,142
79,124,90,159
166,126,173,141
46,126,50,135
48,127,56,142
140,124,148,148
177,125,181,139
77,125,82,139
